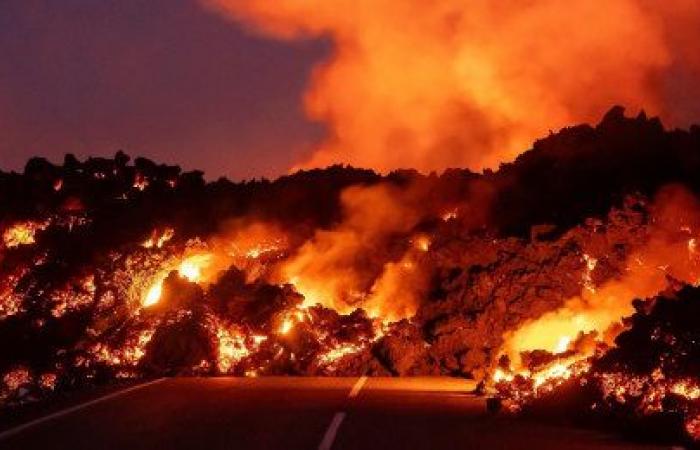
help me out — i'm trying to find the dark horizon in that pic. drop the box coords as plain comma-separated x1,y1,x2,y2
0,0,328,181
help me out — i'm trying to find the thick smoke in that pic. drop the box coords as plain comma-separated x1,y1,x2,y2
203,0,700,173
274,182,432,322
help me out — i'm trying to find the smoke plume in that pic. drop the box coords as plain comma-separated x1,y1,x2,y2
203,0,700,173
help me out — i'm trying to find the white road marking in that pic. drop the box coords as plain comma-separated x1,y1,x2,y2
0,377,166,441
318,411,346,450
348,375,367,399
317,377,367,450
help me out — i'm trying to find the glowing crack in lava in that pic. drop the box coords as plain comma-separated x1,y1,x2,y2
141,253,214,307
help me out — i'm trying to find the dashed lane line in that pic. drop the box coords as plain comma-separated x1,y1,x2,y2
318,411,347,450
317,376,368,450
348,376,367,399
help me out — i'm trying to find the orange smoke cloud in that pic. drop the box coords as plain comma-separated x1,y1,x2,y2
273,182,429,321
203,0,700,173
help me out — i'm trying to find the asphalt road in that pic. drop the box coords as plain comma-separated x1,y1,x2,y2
0,377,674,450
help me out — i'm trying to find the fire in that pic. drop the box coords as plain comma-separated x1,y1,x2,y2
133,173,148,191
8,138,700,445
2,367,31,392
143,281,163,307
278,317,294,334
553,336,571,354
50,276,96,318
316,343,363,367
208,315,267,374
441,209,458,221
141,252,214,307
38,373,57,391
213,324,250,373
0,268,29,319
3,221,48,248
492,188,700,434
671,381,700,400
90,327,157,367
142,228,175,249
501,195,700,375
178,253,212,282
277,308,309,335
278,183,428,320
687,416,700,441
414,235,431,252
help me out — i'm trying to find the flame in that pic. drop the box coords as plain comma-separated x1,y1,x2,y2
140,252,214,307
671,380,700,400
2,367,31,391
3,221,49,248
143,281,163,307
133,173,148,191
208,316,266,373
277,307,310,335
687,415,700,441
278,183,425,319
414,235,431,252
90,327,157,367
214,325,250,373
553,336,571,354
142,228,175,249
493,187,700,437
278,317,294,334
178,253,212,282
501,188,700,373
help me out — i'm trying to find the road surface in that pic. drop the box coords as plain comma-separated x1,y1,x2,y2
0,377,672,450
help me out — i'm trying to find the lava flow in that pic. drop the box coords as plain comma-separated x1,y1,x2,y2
2,108,700,443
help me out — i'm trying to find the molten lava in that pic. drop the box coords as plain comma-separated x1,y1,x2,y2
2,221,49,248
4,112,700,444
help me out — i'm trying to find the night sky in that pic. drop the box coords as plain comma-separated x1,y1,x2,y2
0,0,327,180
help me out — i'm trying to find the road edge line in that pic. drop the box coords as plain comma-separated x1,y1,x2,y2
0,377,167,441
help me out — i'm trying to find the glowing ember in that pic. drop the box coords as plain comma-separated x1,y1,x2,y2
441,209,458,221
316,343,362,367
143,281,163,307
414,235,431,252
279,318,294,334
133,173,148,191
140,251,214,307
581,253,597,294
686,415,700,441
2,221,48,248
142,228,175,249
3,368,31,391
178,253,212,282
209,318,263,373
38,373,57,391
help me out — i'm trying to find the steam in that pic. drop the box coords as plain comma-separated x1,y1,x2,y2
274,182,429,321
203,0,700,173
